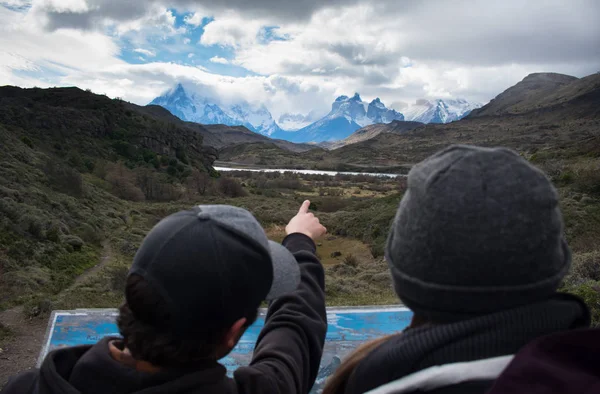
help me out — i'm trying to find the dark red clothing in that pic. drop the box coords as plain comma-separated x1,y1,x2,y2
488,328,600,394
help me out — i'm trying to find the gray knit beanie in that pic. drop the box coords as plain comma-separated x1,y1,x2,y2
386,145,571,322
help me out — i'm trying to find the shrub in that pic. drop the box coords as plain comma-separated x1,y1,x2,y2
343,254,359,268
319,197,349,213
43,159,83,197
175,147,189,164
572,250,600,281
187,169,212,196
219,178,247,198
74,223,104,245
572,161,600,195
106,162,145,202
135,168,181,201
21,136,33,148
19,213,44,239
24,297,55,319
564,281,600,327
109,265,129,293
62,235,85,251
0,197,21,222
46,225,61,243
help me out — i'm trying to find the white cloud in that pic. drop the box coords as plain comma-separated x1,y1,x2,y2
134,48,156,57
112,6,183,36
209,56,228,64
0,6,121,86
183,12,203,27
188,53,194,58
1,0,599,120
200,12,263,48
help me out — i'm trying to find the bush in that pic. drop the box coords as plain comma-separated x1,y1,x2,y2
572,250,600,281
24,297,55,319
572,161,600,195
343,254,359,267
564,281,600,327
21,136,33,148
319,197,349,213
43,159,83,197
109,265,129,293
19,213,44,239
219,178,247,198
136,168,181,201
74,223,104,245
187,169,212,196
46,225,61,243
62,235,85,251
106,162,145,202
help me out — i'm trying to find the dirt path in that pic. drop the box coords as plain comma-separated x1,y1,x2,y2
69,242,113,290
0,243,113,387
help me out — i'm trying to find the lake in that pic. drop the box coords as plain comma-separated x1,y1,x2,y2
214,166,405,178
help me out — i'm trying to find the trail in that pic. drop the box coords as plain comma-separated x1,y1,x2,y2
69,242,113,290
0,242,113,387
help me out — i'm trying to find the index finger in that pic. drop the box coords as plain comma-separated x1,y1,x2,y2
298,200,311,214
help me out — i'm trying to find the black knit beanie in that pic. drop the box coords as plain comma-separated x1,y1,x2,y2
385,145,571,323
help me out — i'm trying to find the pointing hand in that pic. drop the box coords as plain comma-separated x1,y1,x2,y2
285,200,327,241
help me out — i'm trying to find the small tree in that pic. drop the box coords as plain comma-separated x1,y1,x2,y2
106,162,145,202
218,177,247,198
43,159,83,197
188,169,212,196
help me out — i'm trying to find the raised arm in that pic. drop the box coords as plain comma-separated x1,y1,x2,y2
234,201,327,393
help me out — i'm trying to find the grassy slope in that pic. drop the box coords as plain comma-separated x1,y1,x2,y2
0,86,218,312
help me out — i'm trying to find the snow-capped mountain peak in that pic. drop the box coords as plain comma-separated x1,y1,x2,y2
150,84,282,136
402,98,481,124
271,93,405,143
277,112,320,131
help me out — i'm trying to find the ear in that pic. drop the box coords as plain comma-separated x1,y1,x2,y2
224,317,247,350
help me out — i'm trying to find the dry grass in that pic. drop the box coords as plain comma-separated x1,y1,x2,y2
265,226,375,267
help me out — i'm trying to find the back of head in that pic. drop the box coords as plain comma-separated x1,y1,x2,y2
117,205,300,367
386,145,570,322
118,274,258,367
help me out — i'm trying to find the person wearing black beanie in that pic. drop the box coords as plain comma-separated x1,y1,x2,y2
324,145,590,394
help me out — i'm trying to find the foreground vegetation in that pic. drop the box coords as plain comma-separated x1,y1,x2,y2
1,84,599,352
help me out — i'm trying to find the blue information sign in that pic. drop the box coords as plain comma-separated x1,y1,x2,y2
39,306,412,393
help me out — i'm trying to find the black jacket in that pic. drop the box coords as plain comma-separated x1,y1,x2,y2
344,294,590,394
1,233,327,394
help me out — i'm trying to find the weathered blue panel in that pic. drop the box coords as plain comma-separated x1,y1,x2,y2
40,307,412,393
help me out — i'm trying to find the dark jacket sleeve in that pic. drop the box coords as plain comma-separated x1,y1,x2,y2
1,371,38,393
234,233,327,394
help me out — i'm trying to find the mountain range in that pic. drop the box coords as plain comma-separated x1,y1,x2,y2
150,86,479,143
271,94,406,143
217,72,600,169
402,98,481,123
150,84,283,137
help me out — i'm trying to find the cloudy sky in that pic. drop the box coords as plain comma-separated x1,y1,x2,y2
1,0,599,119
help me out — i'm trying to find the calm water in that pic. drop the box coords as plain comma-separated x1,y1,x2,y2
214,166,404,178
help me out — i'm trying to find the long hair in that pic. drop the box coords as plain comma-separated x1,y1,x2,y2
323,335,394,394
323,315,433,394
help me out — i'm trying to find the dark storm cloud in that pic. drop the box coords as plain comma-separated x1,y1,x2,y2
382,0,600,66
37,0,363,31
34,0,600,75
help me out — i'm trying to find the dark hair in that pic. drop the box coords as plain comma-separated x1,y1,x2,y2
117,274,258,367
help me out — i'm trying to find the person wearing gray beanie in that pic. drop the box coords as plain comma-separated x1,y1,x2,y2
386,144,571,322
323,145,590,394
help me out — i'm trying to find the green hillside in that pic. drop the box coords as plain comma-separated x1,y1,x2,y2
0,86,218,309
